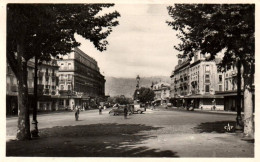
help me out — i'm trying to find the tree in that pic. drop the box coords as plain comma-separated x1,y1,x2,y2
114,95,133,105
7,4,120,140
167,4,254,137
134,87,155,103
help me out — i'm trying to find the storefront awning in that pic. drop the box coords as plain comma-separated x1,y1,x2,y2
185,94,223,99
215,90,245,97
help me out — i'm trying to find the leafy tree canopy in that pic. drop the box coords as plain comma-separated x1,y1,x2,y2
7,4,120,76
109,95,133,105
6,4,120,140
134,87,155,103
167,4,254,73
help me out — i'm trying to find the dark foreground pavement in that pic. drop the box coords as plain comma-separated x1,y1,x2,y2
6,108,254,157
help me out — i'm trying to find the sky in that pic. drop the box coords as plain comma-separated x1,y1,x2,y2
75,4,180,78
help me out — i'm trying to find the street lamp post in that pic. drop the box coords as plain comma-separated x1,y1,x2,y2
136,75,140,101
235,57,243,132
137,91,140,101
31,55,39,138
136,75,140,89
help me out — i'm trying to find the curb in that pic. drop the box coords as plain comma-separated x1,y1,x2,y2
155,106,239,116
6,108,109,119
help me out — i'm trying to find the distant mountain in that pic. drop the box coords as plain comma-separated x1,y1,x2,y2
105,76,171,98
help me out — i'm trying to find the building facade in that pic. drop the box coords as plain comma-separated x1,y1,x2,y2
170,53,224,110
152,82,171,105
57,47,105,110
171,58,190,98
216,64,255,112
6,59,59,115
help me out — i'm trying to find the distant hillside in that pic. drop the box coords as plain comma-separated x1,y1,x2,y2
105,76,171,98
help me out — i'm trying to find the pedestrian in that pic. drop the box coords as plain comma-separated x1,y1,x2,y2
212,99,216,111
190,99,194,111
99,105,102,115
124,106,128,119
182,99,185,108
75,106,80,121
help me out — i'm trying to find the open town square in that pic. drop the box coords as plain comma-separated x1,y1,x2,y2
6,106,254,157
2,1,257,160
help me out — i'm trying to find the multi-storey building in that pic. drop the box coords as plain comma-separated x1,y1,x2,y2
170,73,175,98
216,64,255,112
152,82,171,105
170,53,224,110
170,52,255,112
57,47,105,110
187,53,224,110
170,58,190,107
37,60,60,111
6,59,59,115
172,58,190,98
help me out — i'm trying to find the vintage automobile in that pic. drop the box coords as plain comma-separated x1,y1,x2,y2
109,105,132,116
129,104,146,114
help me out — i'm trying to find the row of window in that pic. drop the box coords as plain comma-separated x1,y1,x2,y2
60,74,73,80
60,84,71,90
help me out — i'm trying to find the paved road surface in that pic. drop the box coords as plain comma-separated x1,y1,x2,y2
6,108,254,157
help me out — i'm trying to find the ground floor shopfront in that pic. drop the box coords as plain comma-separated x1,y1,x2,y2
6,95,58,115
170,91,255,112
216,91,255,112
57,96,100,110
170,94,224,110
6,94,105,116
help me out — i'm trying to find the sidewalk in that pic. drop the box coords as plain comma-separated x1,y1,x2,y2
153,105,254,116
6,108,106,119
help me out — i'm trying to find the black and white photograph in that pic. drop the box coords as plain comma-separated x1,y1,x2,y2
1,0,258,160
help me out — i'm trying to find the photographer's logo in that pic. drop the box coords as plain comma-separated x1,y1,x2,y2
224,123,234,132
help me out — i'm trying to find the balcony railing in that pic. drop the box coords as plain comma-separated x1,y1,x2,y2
28,88,34,93
38,72,44,77
52,76,56,82
205,79,210,83
44,89,50,95
59,67,74,71
59,90,73,96
11,85,18,92
191,90,196,94
51,90,56,95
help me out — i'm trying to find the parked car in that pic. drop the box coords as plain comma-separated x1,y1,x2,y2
109,105,132,116
129,104,146,114
167,103,172,107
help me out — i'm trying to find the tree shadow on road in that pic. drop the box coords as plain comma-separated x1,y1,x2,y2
194,120,236,133
6,123,179,157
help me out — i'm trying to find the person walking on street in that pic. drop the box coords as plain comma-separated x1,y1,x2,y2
190,99,194,111
124,106,128,119
182,99,185,109
212,99,216,111
99,105,102,115
75,106,80,121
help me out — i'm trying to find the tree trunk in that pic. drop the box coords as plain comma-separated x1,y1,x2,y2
243,86,254,137
243,62,254,138
16,29,31,140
